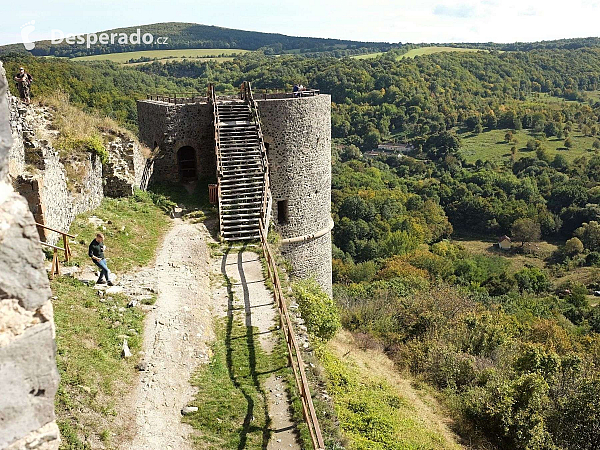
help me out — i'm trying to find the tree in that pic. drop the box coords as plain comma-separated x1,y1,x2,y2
505,131,514,143
511,218,541,246
564,237,584,256
424,131,461,161
593,139,600,150
574,221,600,251
564,137,574,149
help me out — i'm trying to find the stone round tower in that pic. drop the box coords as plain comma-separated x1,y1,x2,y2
256,94,333,295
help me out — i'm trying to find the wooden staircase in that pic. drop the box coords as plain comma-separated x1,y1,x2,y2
210,83,271,241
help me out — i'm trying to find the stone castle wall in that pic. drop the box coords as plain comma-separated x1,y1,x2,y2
137,101,215,183
8,100,147,245
0,61,61,450
137,94,333,294
257,95,333,295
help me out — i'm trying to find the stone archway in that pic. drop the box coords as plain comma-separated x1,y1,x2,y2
177,146,197,181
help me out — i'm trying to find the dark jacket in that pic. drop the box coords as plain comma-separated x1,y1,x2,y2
88,239,105,259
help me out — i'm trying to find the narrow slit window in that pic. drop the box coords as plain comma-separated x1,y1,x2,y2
278,200,289,225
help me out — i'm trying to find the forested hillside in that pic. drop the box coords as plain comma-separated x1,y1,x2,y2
0,22,391,58
4,43,600,448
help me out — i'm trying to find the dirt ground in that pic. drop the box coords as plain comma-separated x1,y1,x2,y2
122,218,223,449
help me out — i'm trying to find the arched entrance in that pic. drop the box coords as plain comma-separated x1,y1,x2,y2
177,146,197,181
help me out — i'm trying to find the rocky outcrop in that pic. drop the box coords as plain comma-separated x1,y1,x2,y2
7,94,149,245
0,62,61,449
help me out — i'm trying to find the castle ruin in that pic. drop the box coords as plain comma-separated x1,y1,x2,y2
137,85,333,294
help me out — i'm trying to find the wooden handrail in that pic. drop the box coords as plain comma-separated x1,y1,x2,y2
39,241,63,279
258,220,325,450
35,222,75,238
39,241,65,251
36,222,73,262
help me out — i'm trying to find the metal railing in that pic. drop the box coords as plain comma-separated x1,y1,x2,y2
146,88,321,104
258,220,325,450
146,93,207,104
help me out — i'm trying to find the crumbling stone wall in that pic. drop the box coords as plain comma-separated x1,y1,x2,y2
0,62,61,450
137,100,215,183
8,97,148,244
104,133,148,197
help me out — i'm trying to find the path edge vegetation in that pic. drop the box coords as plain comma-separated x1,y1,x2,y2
51,188,175,448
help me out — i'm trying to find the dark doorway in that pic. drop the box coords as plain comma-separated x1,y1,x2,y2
177,146,197,181
277,199,289,225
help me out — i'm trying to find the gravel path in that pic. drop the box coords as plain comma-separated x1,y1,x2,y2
125,219,219,450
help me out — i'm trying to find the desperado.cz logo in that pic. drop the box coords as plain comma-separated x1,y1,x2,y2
20,22,169,50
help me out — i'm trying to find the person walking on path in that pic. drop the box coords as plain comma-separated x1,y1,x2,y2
89,232,113,286
14,67,33,105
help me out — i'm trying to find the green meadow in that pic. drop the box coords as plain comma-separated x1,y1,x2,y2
73,48,249,64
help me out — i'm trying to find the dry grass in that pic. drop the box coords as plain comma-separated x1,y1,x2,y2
39,91,133,143
453,238,556,274
325,329,464,449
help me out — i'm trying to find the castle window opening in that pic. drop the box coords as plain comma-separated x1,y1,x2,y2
278,199,289,225
177,146,197,181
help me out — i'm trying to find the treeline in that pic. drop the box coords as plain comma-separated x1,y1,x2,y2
0,22,392,58
134,48,600,148
331,148,600,448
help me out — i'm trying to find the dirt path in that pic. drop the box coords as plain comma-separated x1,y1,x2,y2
221,248,300,450
124,218,219,450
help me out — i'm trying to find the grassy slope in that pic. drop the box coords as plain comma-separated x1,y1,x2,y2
399,46,481,59
352,46,481,60
185,317,292,448
318,330,463,450
73,48,249,64
67,191,172,272
459,128,599,164
53,191,172,448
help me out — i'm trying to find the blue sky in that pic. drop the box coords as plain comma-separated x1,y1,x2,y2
1,0,599,47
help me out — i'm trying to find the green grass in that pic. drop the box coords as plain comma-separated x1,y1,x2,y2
185,316,291,448
399,46,482,59
72,48,249,64
317,346,458,450
53,276,144,448
67,190,172,272
586,90,600,102
459,128,600,164
352,52,385,60
52,189,176,447
352,46,482,60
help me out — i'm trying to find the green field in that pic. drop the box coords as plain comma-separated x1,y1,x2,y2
399,46,482,58
352,52,385,59
73,48,249,64
459,128,599,164
353,46,482,60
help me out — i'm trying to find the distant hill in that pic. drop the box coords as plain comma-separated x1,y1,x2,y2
0,22,394,58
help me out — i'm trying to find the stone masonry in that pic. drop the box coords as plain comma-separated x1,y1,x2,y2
0,62,61,449
8,95,148,245
137,93,333,294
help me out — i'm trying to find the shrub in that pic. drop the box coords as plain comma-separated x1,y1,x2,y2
293,279,341,341
56,134,109,164
514,267,551,293
551,379,600,450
